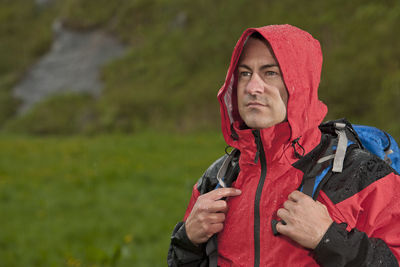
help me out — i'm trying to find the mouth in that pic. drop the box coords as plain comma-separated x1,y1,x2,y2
246,102,266,108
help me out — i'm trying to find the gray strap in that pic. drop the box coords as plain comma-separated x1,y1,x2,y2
216,149,238,188
384,149,394,165
317,154,336,164
332,123,348,173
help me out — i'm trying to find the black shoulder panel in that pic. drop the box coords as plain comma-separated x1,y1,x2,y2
196,154,228,194
322,147,396,204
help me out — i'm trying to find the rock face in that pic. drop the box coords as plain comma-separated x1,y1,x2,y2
13,21,127,113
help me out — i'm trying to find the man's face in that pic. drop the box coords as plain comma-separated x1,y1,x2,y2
237,37,288,129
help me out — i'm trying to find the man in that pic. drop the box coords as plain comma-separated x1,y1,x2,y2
168,24,400,266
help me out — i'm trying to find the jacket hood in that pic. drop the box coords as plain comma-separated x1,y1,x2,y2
217,24,327,148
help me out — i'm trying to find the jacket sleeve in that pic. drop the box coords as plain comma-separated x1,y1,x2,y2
167,155,225,266
167,185,208,266
314,172,400,267
168,155,227,267
167,222,208,267
314,222,398,267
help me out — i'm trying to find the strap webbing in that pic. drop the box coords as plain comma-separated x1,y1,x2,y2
332,123,348,173
302,176,316,197
384,149,394,165
317,154,335,164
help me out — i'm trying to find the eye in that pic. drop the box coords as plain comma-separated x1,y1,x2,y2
239,71,252,78
265,70,278,76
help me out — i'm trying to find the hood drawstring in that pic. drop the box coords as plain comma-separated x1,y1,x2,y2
292,137,305,159
225,145,233,155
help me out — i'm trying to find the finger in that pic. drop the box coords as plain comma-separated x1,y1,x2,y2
275,220,289,235
209,223,224,235
283,199,295,211
207,200,228,213
207,212,226,223
277,208,290,222
206,187,242,201
316,200,328,210
288,190,308,202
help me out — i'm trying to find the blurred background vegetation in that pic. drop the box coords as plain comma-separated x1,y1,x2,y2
0,0,399,266
0,0,399,137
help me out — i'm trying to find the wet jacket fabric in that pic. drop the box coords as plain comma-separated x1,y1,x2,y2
168,25,400,266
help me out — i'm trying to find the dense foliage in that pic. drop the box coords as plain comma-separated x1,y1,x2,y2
0,0,399,138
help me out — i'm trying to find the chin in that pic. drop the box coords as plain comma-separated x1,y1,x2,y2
246,120,271,130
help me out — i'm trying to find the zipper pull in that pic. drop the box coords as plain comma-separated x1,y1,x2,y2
253,130,261,164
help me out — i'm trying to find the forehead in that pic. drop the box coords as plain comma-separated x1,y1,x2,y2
238,37,277,65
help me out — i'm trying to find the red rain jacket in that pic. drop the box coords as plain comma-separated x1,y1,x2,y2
168,25,400,267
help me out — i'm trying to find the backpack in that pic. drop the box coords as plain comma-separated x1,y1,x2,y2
298,120,400,199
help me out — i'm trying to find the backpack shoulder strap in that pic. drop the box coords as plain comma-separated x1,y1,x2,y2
196,148,241,194
205,148,240,267
296,119,362,198
216,148,240,189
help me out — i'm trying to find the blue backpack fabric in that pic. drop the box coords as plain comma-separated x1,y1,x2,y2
353,125,400,173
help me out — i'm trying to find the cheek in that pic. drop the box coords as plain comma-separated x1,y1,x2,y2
236,88,245,117
280,89,288,107
277,83,288,105
237,86,245,105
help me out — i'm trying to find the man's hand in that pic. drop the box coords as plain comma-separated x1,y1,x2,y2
276,190,333,249
185,188,242,245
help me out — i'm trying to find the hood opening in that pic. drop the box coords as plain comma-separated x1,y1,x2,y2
218,25,328,147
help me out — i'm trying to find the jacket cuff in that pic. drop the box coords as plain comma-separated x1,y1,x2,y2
313,221,399,267
313,222,348,265
171,222,205,254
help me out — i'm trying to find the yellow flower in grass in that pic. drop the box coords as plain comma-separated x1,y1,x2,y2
124,234,133,244
66,257,81,267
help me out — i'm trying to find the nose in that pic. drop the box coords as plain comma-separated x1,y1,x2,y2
245,73,264,95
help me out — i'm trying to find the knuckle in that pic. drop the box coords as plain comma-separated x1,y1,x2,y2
198,202,209,212
204,224,213,235
197,213,203,222
277,208,284,217
217,187,226,194
213,223,223,233
197,203,205,211
220,200,228,209
283,200,289,207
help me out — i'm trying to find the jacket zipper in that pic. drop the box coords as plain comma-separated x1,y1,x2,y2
252,130,267,267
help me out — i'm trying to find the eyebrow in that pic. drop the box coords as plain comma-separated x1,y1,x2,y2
238,63,279,70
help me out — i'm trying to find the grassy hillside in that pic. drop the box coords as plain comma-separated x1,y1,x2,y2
0,0,399,139
0,132,226,266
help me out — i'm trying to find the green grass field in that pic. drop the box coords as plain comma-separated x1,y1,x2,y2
0,132,226,266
